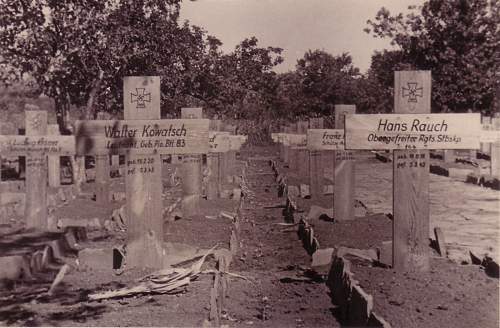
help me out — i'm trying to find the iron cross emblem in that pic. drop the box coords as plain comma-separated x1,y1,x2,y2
130,88,151,109
402,83,423,103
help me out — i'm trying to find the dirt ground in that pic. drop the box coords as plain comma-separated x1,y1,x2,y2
0,144,498,327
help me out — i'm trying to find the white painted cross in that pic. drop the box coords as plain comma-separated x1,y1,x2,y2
0,108,75,229
345,71,482,272
75,77,209,269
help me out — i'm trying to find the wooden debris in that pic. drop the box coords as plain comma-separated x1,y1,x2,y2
88,245,217,301
47,264,71,296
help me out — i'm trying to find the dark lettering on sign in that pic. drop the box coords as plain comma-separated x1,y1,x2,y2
26,157,45,168
335,151,354,161
377,119,448,133
127,156,155,175
396,152,427,169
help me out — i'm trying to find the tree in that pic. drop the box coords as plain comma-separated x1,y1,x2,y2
275,50,362,118
365,0,499,114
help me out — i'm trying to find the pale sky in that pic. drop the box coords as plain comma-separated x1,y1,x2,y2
180,0,424,73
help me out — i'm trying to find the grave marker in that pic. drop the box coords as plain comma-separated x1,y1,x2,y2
124,76,163,268
345,71,481,271
95,154,110,204
74,78,209,268
181,107,203,217
207,130,230,200
0,108,75,229
480,117,500,177
334,105,356,221
393,71,431,271
307,118,324,198
47,125,61,187
307,127,344,198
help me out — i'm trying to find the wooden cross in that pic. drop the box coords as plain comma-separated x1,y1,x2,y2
180,107,204,217
0,108,75,229
75,77,209,268
345,71,482,272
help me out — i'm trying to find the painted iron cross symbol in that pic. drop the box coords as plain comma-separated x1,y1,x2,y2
402,82,423,103
130,88,151,109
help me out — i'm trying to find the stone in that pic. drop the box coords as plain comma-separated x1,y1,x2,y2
337,246,378,264
78,248,113,271
323,184,334,195
299,184,310,199
57,217,101,230
307,205,334,221
377,241,392,267
367,311,392,328
434,227,447,257
311,248,334,275
348,284,373,326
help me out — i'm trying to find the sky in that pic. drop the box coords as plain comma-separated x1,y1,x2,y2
180,0,424,73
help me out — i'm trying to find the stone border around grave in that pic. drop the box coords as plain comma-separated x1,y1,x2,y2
268,159,392,327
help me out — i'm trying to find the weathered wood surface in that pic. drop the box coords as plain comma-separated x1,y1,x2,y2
123,76,164,269
0,135,75,156
47,125,61,187
307,129,344,150
180,107,203,217
181,107,203,119
74,119,209,155
393,70,431,272
25,109,48,229
344,113,481,150
334,105,356,221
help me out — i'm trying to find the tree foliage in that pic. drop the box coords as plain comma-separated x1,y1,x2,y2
0,0,283,126
274,50,363,118
365,0,499,114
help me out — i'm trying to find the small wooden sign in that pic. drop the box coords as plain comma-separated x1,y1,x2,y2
345,113,481,150
335,105,356,129
0,135,75,156
75,119,210,155
271,133,288,143
228,135,248,151
281,134,307,147
181,107,203,119
209,131,230,153
480,124,500,143
307,129,344,150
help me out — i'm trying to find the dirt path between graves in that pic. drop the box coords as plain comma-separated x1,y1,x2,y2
223,147,341,328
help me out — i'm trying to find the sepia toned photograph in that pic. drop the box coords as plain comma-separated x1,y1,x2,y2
0,0,498,327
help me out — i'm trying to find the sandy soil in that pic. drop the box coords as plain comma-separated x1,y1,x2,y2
323,151,500,263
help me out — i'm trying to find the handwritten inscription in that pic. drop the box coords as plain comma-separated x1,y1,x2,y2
209,131,230,153
307,129,344,150
0,136,75,155
127,156,155,175
395,152,427,170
